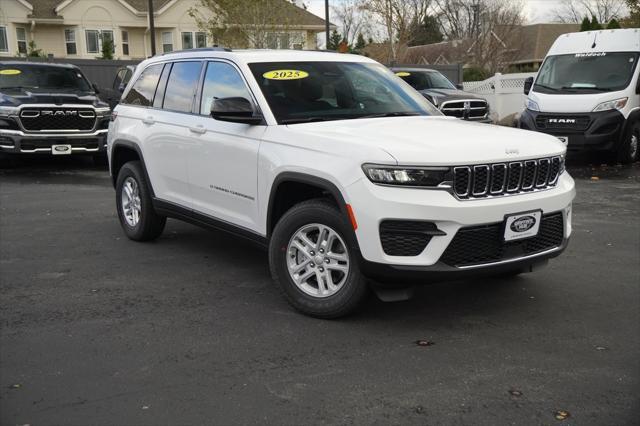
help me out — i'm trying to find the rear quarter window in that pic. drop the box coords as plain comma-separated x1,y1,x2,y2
122,64,164,107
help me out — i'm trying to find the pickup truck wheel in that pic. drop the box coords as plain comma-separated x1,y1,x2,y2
617,121,639,164
115,161,166,241
269,199,367,318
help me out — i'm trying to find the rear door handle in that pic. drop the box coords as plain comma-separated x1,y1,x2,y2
189,125,206,134
142,116,155,125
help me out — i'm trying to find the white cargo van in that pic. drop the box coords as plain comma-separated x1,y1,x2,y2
520,29,640,163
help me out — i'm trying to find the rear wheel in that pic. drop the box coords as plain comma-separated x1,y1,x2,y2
617,121,639,164
269,199,368,318
115,161,166,241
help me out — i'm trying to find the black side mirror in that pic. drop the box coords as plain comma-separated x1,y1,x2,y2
92,83,100,94
455,83,464,90
524,76,534,95
211,97,263,125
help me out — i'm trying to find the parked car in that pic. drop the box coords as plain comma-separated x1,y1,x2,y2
101,65,136,109
0,61,110,162
108,49,575,318
391,67,493,123
520,28,640,163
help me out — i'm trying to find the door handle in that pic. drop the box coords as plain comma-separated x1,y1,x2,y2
142,116,155,125
189,125,206,134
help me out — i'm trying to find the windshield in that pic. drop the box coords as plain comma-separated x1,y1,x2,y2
248,61,441,124
395,70,456,90
534,52,639,94
0,64,92,92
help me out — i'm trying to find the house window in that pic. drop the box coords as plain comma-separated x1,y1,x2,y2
162,31,173,53
196,32,206,48
102,30,114,52
122,30,129,56
264,32,303,50
86,30,99,53
65,29,77,54
16,28,27,54
181,32,193,50
0,27,8,52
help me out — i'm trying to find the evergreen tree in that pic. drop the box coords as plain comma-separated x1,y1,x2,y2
101,37,114,60
606,18,621,29
580,16,591,31
590,15,602,30
409,15,443,46
355,33,366,50
327,30,342,51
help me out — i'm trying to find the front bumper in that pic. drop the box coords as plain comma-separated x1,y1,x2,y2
346,173,575,282
0,129,108,155
519,109,625,152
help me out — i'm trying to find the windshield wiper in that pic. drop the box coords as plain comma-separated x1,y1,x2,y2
0,86,33,90
534,84,560,92
356,112,421,119
280,117,340,124
560,86,612,92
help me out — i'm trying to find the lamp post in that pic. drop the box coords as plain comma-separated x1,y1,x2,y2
148,0,156,55
325,0,330,49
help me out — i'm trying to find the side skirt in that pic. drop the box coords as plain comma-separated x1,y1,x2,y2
153,198,268,249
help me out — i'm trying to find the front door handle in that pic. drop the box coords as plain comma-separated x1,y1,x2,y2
189,125,206,134
142,116,155,125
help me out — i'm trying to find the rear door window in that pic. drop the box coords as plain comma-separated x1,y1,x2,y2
122,63,164,107
162,61,202,113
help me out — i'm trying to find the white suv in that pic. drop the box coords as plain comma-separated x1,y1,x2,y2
108,48,576,318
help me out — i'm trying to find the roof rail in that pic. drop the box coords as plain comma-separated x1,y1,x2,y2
159,47,232,56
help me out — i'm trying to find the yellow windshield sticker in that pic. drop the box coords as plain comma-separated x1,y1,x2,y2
0,69,21,75
263,70,309,80
395,72,411,77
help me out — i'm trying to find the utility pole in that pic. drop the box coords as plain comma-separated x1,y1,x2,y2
325,0,330,49
148,0,156,55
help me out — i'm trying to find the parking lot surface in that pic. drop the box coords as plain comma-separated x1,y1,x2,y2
1,156,639,425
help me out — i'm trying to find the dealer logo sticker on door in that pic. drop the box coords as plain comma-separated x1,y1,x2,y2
504,210,542,241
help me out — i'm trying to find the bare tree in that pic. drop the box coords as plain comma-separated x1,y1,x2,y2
331,0,366,46
188,0,298,49
553,0,628,23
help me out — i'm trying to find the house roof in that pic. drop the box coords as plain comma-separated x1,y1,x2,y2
24,0,329,28
511,23,580,63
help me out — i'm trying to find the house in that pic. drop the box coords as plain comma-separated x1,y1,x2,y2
0,0,330,59
372,23,581,71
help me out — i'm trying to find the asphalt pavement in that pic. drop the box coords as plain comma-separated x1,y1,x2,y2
1,154,639,425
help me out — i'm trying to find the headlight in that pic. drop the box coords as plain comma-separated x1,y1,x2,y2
592,97,628,112
362,164,451,187
525,99,539,111
0,106,19,117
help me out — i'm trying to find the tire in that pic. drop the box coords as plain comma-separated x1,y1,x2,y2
616,120,639,164
115,161,166,241
269,199,368,318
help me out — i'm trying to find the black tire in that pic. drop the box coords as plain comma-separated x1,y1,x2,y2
115,161,166,241
616,120,639,164
269,199,368,318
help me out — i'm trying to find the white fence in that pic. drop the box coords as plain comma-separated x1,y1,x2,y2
463,72,537,126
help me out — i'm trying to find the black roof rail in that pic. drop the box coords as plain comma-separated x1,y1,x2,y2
159,47,232,56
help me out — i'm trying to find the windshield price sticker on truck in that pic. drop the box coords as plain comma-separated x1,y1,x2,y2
575,52,606,57
395,72,411,77
0,69,21,75
263,70,309,80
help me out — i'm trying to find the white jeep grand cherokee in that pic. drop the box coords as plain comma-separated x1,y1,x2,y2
108,48,575,318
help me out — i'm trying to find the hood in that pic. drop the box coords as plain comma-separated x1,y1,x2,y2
0,88,107,108
284,116,565,166
528,89,628,113
420,88,484,102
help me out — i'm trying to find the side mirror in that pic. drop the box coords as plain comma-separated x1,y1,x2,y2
523,76,534,95
211,97,263,125
455,83,464,90
92,82,100,94
118,83,126,94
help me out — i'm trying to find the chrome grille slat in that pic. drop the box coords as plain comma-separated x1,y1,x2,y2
453,156,563,200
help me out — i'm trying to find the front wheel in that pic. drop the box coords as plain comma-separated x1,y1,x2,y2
115,161,166,241
617,121,639,164
269,199,368,318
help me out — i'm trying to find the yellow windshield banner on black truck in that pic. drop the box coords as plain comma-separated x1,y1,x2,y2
0,69,21,75
263,70,309,80
395,72,411,77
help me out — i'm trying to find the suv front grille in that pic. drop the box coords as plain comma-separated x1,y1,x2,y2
440,100,488,120
453,156,563,199
440,212,564,267
19,108,96,132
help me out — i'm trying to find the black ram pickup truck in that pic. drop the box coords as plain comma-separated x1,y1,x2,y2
0,62,110,162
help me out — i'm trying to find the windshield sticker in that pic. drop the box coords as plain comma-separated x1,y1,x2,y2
263,70,309,80
0,69,21,75
395,72,411,77
575,52,606,57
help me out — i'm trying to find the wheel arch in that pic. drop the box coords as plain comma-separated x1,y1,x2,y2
110,140,155,197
